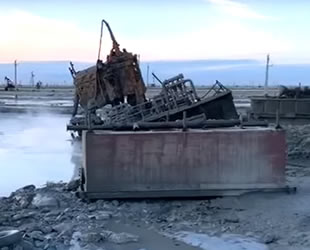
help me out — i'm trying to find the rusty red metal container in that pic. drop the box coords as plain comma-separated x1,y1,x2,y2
81,128,286,198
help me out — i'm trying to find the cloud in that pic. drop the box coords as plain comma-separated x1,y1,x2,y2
0,10,102,62
123,20,292,62
192,63,256,71
0,9,293,63
206,0,268,19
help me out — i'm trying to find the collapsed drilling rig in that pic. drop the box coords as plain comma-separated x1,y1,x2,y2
67,19,287,199
68,19,146,130
67,19,241,132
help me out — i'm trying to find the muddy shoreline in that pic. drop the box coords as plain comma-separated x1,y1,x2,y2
0,125,310,250
2,86,310,250
0,162,309,250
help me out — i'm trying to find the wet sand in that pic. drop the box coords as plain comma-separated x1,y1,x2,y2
2,86,310,250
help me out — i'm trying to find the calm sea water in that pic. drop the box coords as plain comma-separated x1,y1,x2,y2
0,112,81,197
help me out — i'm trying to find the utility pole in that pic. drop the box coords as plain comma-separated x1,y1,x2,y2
14,60,18,86
264,54,270,95
30,72,35,87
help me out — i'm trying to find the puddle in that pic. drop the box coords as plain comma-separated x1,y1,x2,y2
105,221,200,250
0,112,81,197
103,222,267,250
169,231,268,250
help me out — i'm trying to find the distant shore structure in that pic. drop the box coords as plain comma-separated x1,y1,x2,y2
30,72,35,86
264,54,272,95
14,60,18,85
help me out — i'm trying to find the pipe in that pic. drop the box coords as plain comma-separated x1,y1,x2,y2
67,119,268,131
151,72,163,85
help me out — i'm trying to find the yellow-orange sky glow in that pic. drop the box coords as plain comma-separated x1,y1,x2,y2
1,0,310,64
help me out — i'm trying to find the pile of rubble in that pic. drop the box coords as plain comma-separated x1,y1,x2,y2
285,125,310,159
0,181,274,250
0,183,140,250
1,180,309,250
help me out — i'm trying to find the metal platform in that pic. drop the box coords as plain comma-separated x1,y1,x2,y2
67,76,238,132
250,96,310,119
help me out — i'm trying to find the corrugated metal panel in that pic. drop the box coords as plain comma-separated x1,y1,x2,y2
82,128,286,198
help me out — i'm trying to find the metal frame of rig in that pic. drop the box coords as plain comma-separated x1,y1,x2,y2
67,19,267,133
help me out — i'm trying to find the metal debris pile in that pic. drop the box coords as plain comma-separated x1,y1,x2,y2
69,19,146,119
286,125,310,159
67,73,243,132
67,19,269,133
1,178,309,250
100,76,238,125
4,77,15,91
66,21,243,133
279,85,310,98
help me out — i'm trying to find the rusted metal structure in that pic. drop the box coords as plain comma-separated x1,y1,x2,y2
67,19,239,133
102,77,238,125
279,85,310,98
80,128,287,198
68,19,289,199
251,97,310,119
69,19,146,118
250,86,310,121
68,74,239,132
4,77,15,91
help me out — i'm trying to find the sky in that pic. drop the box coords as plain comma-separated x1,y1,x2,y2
1,0,310,65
